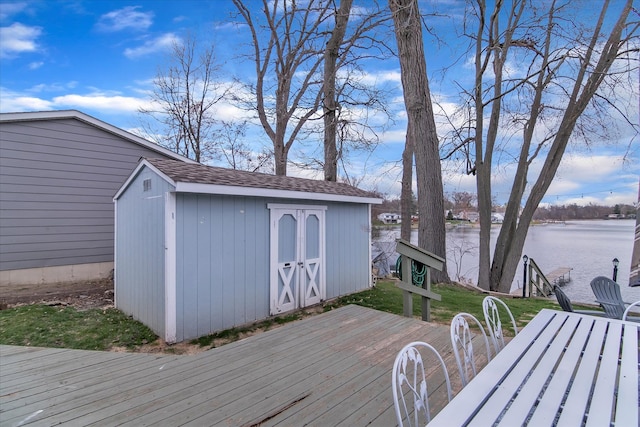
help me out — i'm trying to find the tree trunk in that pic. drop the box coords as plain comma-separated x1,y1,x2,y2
400,139,413,242
389,0,450,283
323,0,352,182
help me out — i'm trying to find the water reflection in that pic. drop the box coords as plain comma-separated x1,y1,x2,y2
373,219,639,305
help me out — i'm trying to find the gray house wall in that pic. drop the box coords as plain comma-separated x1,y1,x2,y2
0,111,190,286
115,167,173,337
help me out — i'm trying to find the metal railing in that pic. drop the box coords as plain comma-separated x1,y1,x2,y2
526,258,554,297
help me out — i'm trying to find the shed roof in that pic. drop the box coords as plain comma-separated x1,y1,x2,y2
0,110,196,164
116,158,382,204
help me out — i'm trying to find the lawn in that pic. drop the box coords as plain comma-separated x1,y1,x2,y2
0,279,569,352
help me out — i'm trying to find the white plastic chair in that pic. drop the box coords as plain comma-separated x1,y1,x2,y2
482,296,518,354
450,313,493,387
392,341,453,426
622,300,640,321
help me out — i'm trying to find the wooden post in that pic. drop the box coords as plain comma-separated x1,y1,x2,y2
401,253,412,317
395,239,444,321
422,267,432,321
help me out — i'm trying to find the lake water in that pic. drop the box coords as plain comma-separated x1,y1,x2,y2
373,219,639,305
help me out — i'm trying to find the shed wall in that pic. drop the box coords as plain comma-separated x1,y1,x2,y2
0,118,177,272
174,194,371,342
114,167,172,337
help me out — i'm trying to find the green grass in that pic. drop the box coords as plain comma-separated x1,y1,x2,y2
0,279,577,351
329,280,562,332
0,305,157,350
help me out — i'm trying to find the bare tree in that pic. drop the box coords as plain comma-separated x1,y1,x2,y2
218,121,273,172
139,35,229,163
232,0,332,175
453,0,639,291
233,0,392,177
321,1,393,182
323,0,353,181
389,0,450,283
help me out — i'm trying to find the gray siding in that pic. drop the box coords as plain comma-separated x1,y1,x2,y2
115,167,172,337
325,202,372,298
175,194,270,342
0,118,177,271
174,195,372,342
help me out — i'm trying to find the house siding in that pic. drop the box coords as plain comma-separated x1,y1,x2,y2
0,117,178,272
114,167,172,337
173,194,372,342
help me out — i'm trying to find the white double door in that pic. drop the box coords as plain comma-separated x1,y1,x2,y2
269,205,326,315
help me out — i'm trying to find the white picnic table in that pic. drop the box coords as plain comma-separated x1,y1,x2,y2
429,308,639,426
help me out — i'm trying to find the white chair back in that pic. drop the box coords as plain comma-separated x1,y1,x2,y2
482,296,518,354
392,341,452,426
622,300,640,321
450,313,492,387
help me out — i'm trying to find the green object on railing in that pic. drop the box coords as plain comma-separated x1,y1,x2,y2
396,256,427,287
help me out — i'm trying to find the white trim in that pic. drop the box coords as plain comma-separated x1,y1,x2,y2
114,159,176,200
179,182,381,205
268,203,327,211
0,110,196,164
113,199,118,306
368,204,373,288
164,191,177,344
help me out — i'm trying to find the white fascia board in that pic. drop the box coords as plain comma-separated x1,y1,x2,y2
175,182,383,205
0,110,196,164
113,159,176,200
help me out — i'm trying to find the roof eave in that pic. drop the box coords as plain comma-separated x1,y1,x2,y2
0,110,197,164
174,182,382,204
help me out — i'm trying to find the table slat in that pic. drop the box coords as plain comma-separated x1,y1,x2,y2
499,315,583,425
526,317,600,425
614,323,639,427
585,322,623,427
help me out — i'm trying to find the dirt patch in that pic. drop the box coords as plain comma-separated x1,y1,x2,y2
0,278,115,311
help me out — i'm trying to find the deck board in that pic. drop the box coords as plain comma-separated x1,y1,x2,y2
0,305,477,426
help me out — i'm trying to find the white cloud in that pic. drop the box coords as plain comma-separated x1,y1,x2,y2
0,2,28,20
0,22,41,58
96,6,153,32
0,87,52,111
52,93,151,112
0,85,154,114
28,61,42,69
124,33,180,59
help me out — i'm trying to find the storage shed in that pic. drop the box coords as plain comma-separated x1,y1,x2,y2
114,158,381,343
0,110,193,288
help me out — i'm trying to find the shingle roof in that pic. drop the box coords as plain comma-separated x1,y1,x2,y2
146,158,378,200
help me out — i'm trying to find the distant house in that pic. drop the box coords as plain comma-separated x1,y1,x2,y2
378,212,401,224
491,213,505,223
457,210,479,222
114,158,381,343
0,110,193,288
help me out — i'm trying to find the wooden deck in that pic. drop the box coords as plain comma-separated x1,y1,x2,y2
0,305,472,426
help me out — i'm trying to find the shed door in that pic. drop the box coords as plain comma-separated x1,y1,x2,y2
269,207,326,315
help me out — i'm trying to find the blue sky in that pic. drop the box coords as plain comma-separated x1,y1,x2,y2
1,0,638,207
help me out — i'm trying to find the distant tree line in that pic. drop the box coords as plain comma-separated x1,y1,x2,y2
532,203,637,221
373,191,636,222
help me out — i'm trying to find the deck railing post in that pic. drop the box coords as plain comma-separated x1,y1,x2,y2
401,253,412,317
